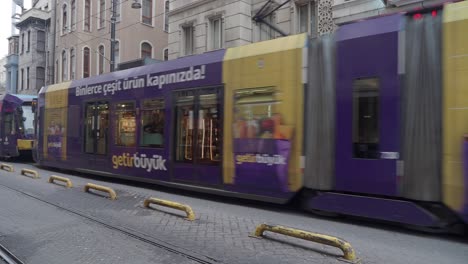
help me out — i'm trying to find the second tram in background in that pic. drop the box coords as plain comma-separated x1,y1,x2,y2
0,93,36,159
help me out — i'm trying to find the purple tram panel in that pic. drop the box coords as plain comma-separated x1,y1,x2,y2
44,50,225,186
335,15,401,197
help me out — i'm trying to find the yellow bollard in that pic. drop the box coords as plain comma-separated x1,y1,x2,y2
20,168,40,179
143,197,196,221
48,175,73,188
0,163,14,172
251,224,360,263
84,183,117,200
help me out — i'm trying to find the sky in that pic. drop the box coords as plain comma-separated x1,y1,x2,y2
0,0,32,58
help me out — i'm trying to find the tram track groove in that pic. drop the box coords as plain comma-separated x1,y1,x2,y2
0,243,24,264
0,183,219,264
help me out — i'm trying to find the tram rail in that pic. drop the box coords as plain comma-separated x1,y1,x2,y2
0,182,219,264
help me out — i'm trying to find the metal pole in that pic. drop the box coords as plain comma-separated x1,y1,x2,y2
110,0,117,72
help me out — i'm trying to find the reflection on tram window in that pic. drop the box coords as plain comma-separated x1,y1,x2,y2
85,103,95,153
197,93,221,163
174,89,222,164
352,78,380,159
233,87,291,140
141,98,165,148
175,93,194,162
4,112,15,135
21,105,35,137
115,102,136,147
96,103,109,155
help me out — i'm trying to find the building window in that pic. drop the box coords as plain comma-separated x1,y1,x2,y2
20,68,24,90
163,48,168,61
141,98,165,147
115,102,136,147
55,60,59,83
83,47,90,78
98,45,105,74
114,41,120,66
99,0,105,29
62,50,68,81
297,1,316,37
26,67,30,89
142,0,153,25
116,0,122,22
183,26,194,55
27,31,31,52
84,0,91,32
211,17,223,50
257,15,273,41
62,4,68,34
141,42,152,59
71,0,76,31
70,48,76,80
36,67,45,90
353,78,380,159
21,33,24,54
164,1,169,32
37,31,45,51
9,38,16,55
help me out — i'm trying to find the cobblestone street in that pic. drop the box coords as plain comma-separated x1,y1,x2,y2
0,163,466,264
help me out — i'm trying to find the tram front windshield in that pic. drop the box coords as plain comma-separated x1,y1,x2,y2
20,105,35,138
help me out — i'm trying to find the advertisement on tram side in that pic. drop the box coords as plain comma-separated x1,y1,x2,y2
43,82,70,160
233,111,293,192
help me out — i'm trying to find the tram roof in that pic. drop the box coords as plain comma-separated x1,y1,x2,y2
0,93,27,105
11,94,37,102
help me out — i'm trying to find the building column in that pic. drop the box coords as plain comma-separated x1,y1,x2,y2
317,0,335,35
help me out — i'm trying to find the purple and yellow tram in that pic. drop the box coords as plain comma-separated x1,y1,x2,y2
0,93,36,158
35,2,468,230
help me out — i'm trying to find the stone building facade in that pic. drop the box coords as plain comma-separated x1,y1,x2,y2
5,35,19,94
53,0,168,83
0,56,7,94
16,3,51,94
167,0,334,59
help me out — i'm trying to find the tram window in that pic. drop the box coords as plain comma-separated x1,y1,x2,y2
4,113,15,135
175,92,195,162
115,102,136,147
21,105,34,137
197,93,221,164
84,102,109,154
140,98,165,148
84,103,95,153
96,103,109,155
233,87,289,140
353,78,380,159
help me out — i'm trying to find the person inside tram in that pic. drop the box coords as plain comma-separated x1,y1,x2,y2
142,110,164,146
143,110,164,134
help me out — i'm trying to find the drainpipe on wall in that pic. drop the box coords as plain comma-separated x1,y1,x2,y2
49,0,56,85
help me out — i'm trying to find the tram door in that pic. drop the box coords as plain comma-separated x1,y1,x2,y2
84,102,109,164
335,20,400,197
0,107,18,157
172,87,222,186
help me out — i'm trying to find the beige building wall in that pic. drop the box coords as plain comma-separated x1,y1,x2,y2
168,0,334,60
54,0,168,83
